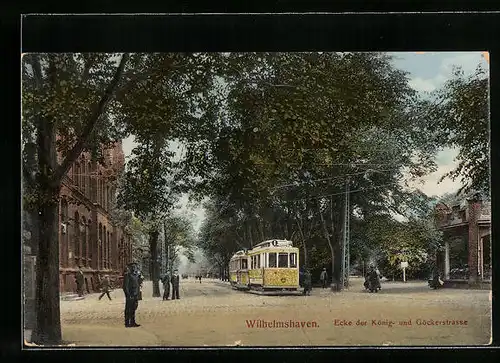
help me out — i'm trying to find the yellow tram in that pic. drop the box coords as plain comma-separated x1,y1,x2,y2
229,239,300,293
229,250,250,289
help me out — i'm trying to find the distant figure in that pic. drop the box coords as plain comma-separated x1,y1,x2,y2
303,270,312,296
123,263,141,328
162,272,171,301
320,268,328,289
198,275,202,283
171,269,180,300
98,275,112,301
75,266,84,297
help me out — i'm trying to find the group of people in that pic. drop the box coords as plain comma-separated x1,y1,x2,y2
364,265,382,291
160,270,181,300
299,267,330,295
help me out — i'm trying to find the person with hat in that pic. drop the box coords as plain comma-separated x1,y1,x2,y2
122,263,141,327
171,269,180,300
75,266,85,297
320,267,328,289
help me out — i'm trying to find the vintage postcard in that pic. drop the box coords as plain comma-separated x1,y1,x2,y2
22,49,491,347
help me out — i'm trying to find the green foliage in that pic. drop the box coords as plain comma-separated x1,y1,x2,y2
427,66,489,195
189,52,443,278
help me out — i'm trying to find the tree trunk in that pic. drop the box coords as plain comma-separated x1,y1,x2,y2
32,188,61,345
258,218,265,241
247,222,254,248
149,229,161,297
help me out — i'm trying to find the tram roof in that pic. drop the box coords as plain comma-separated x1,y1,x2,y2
253,239,293,249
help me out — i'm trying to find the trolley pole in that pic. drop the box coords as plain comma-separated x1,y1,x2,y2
341,177,350,290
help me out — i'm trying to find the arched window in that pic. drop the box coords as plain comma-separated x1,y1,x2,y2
98,223,103,269
88,218,93,266
103,226,107,269
61,199,68,223
100,179,105,207
110,232,114,269
80,159,85,191
81,216,87,266
74,162,80,187
74,212,80,263
87,162,92,197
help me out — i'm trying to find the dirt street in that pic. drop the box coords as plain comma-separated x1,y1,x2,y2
60,278,491,347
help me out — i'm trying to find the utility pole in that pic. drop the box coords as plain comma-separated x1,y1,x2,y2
341,177,350,290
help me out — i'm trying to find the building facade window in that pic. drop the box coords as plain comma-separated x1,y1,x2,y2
74,212,80,265
88,218,93,267
87,162,92,197
80,159,85,191
81,216,87,267
103,226,107,269
75,163,80,188
98,223,103,270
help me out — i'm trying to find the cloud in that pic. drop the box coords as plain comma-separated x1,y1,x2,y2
439,53,486,76
408,77,438,93
408,52,487,94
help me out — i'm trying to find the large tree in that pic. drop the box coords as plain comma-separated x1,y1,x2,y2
21,53,219,344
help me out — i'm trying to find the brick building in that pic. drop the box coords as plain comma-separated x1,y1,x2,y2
58,141,133,293
435,193,491,287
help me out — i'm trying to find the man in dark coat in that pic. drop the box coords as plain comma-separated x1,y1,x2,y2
123,263,141,327
171,269,180,300
75,266,84,297
303,269,312,296
162,272,171,301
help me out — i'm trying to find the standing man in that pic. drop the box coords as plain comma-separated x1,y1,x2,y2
171,269,180,300
303,269,312,296
320,267,328,289
123,263,141,328
98,275,112,301
75,266,84,297
162,272,171,301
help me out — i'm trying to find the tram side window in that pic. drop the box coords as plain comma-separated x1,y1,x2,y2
278,253,289,268
257,254,261,268
290,253,297,268
242,259,247,269
268,253,277,268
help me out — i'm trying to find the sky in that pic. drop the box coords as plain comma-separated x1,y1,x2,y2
122,51,490,233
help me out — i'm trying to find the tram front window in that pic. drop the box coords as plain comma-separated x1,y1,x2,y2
269,253,277,268
242,259,247,269
278,253,288,268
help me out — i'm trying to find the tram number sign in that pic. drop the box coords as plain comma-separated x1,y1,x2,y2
400,261,408,269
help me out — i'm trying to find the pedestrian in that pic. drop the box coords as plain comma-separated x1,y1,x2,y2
98,275,112,301
162,272,171,300
303,269,312,296
198,275,202,284
123,262,141,328
137,270,144,301
320,267,328,289
171,269,180,300
75,266,84,297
